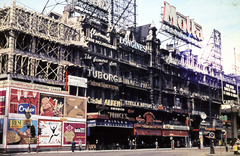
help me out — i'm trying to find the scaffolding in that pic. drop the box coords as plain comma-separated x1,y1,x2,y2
71,0,136,31
0,1,87,86
200,29,222,71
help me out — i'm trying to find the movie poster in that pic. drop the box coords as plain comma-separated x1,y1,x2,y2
0,90,6,115
7,119,38,145
0,118,3,144
10,89,39,115
39,93,64,117
64,96,86,119
63,122,86,146
38,120,62,146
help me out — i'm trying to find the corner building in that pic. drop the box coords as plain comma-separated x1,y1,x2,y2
0,1,236,152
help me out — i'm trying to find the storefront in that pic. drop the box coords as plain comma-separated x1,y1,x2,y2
87,115,134,149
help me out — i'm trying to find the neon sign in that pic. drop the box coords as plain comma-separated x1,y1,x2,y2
162,1,203,44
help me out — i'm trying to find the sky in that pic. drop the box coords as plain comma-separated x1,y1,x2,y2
1,0,240,74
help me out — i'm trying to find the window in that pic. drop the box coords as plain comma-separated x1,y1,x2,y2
104,48,107,56
175,97,181,109
109,49,112,58
94,45,97,53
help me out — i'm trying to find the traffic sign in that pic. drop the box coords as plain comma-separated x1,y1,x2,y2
209,132,215,138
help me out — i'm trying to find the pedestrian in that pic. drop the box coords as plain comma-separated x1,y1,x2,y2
155,139,158,149
71,140,76,152
129,140,132,149
177,140,180,148
197,139,200,149
78,139,82,151
132,139,135,149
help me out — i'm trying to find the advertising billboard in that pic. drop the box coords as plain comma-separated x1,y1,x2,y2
0,90,6,115
63,122,86,146
10,89,39,115
0,118,3,144
39,93,64,117
38,120,62,146
64,96,86,119
7,119,38,145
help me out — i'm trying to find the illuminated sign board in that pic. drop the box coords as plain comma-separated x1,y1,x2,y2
161,1,203,47
87,69,118,83
88,96,121,107
81,0,110,11
223,83,237,98
119,36,146,52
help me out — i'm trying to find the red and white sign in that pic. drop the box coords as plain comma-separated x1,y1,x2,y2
162,1,203,41
135,129,162,136
162,130,188,137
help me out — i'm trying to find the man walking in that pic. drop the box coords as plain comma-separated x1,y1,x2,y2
129,140,132,149
78,139,82,151
71,140,76,152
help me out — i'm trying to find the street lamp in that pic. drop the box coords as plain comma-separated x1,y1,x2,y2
25,110,32,153
230,101,234,146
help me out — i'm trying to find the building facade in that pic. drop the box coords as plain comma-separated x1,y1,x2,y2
0,1,239,152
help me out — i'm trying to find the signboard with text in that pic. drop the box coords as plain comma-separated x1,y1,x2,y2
63,122,86,146
7,119,38,145
10,89,39,115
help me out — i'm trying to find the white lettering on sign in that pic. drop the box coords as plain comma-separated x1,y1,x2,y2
87,96,121,107
83,0,110,11
87,69,118,83
119,37,146,52
75,128,85,133
162,1,203,41
90,28,111,43
18,105,35,113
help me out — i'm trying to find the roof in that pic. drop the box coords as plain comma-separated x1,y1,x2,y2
135,24,151,43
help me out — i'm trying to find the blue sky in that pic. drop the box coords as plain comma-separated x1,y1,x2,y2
1,0,240,74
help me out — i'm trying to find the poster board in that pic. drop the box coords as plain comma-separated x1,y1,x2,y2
10,89,39,115
7,119,38,145
38,120,62,146
63,122,86,146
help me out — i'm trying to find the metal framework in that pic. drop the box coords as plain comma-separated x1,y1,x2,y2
71,0,136,31
158,7,202,50
200,29,222,71
111,0,136,31
0,2,87,85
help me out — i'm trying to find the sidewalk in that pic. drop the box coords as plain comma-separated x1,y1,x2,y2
205,146,233,156
3,146,233,155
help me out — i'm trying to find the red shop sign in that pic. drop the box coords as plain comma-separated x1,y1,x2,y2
135,129,162,136
162,130,188,137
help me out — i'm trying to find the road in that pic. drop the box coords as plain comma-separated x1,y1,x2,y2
4,146,235,156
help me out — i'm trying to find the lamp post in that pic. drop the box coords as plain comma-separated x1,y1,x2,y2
230,101,234,145
224,107,227,145
25,110,32,153
208,83,214,154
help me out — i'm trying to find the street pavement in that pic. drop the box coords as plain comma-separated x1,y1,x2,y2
1,146,236,156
